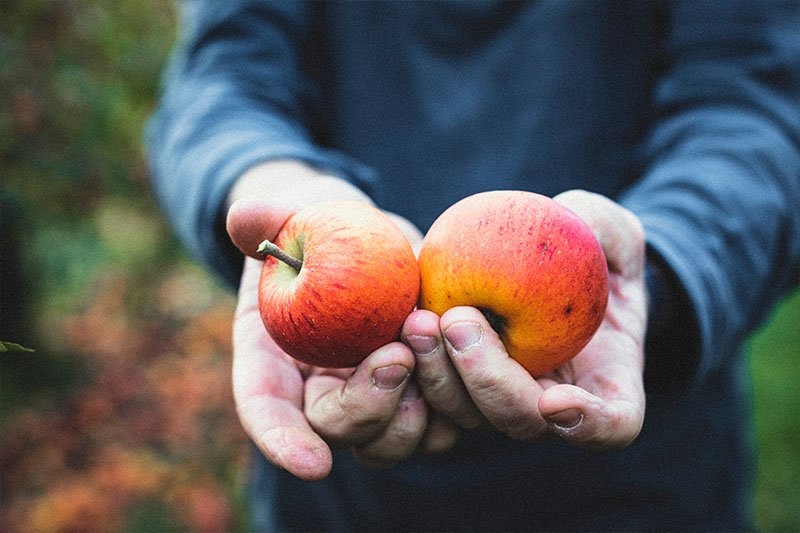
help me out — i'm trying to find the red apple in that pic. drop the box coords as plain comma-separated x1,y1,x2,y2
418,190,608,376
257,200,420,368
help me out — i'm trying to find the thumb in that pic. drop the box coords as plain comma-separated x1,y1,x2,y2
226,197,295,259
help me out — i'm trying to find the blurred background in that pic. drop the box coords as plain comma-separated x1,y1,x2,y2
1,2,798,531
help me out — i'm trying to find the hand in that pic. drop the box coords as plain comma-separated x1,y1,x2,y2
226,161,427,480
402,190,647,450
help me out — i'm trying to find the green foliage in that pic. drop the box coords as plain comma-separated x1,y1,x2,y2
749,290,800,532
4,3,158,197
1,0,181,311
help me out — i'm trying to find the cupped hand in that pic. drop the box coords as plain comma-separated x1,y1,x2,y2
402,190,647,450
226,162,427,480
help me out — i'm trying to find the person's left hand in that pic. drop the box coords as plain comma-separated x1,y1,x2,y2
226,161,430,479
402,190,648,450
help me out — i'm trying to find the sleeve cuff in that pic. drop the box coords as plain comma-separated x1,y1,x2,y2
643,245,702,397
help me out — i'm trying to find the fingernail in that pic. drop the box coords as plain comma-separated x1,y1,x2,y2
444,321,482,353
372,365,409,391
546,409,584,432
406,335,438,356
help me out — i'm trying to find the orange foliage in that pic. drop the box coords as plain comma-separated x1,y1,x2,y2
0,267,249,532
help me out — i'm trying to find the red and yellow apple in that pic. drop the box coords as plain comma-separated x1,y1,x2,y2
257,200,420,368
418,190,608,377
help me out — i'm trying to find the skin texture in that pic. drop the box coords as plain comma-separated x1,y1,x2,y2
226,161,646,481
418,191,609,376
259,201,420,368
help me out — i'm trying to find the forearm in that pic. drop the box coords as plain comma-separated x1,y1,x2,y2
620,0,800,394
146,1,378,285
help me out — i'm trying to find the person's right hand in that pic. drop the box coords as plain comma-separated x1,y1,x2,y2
225,161,428,481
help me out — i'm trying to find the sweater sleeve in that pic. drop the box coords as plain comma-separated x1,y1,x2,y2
620,0,800,394
145,1,377,287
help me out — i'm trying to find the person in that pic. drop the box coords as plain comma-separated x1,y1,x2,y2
146,1,800,530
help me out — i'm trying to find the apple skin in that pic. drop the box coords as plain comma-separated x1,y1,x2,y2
258,200,420,368
418,190,608,377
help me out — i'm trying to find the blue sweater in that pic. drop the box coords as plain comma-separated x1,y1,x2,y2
147,1,800,530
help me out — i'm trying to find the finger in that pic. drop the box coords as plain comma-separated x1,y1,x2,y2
352,380,428,468
304,342,416,446
402,309,484,429
226,197,295,258
539,378,644,449
539,325,646,449
440,306,549,440
236,395,334,481
232,258,332,480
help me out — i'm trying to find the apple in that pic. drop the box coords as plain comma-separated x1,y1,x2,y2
417,190,608,377
257,200,420,368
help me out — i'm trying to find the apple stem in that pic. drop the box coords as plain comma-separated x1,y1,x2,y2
257,239,303,272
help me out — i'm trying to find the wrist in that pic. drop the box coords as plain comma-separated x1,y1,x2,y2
226,159,373,210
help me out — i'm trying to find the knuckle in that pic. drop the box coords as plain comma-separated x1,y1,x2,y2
308,398,387,446
498,412,549,441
